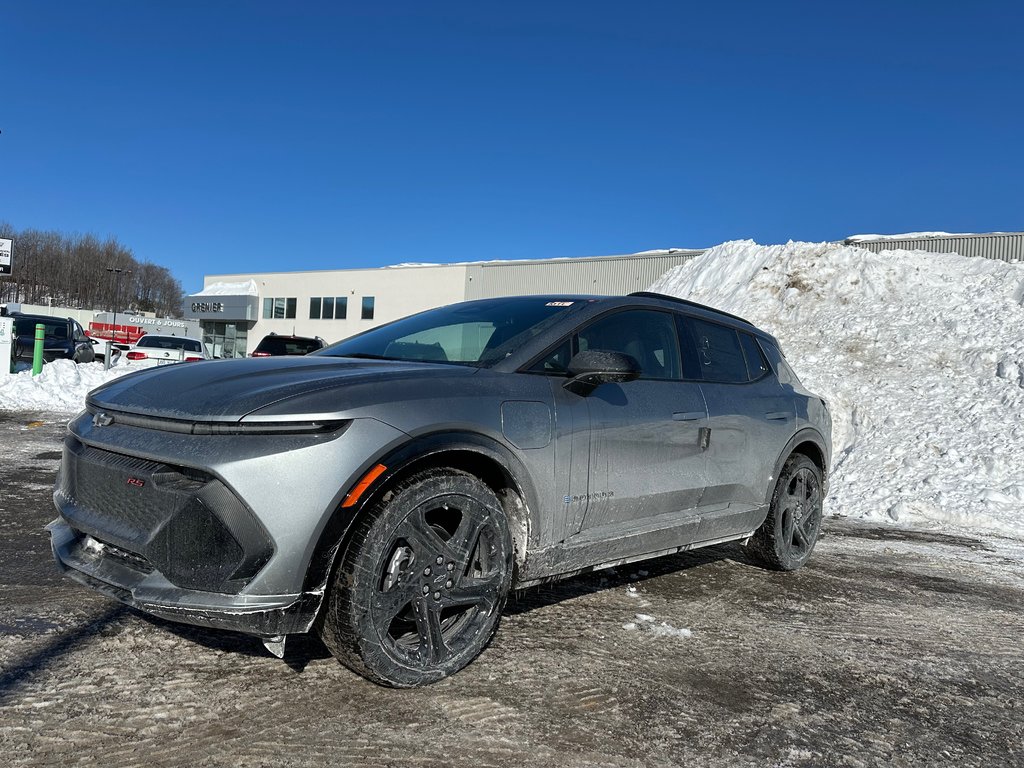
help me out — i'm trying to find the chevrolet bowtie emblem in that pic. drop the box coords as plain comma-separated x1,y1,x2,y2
92,412,114,427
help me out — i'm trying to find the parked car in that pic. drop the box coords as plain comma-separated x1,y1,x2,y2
125,334,207,363
11,313,96,364
48,292,831,687
251,333,327,357
84,332,123,364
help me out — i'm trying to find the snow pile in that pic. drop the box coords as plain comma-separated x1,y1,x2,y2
651,240,1024,537
192,279,258,296
0,359,156,413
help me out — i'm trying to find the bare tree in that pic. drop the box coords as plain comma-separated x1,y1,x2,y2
0,222,184,317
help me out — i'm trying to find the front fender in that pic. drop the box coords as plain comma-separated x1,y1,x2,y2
300,430,542,595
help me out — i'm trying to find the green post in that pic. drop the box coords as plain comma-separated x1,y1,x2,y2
32,323,44,376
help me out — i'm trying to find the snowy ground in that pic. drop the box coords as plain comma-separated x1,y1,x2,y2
1,415,1023,767
651,240,1024,539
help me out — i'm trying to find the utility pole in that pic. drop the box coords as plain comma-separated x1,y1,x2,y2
106,267,132,344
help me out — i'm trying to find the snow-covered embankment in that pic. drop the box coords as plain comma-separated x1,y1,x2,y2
652,240,1024,537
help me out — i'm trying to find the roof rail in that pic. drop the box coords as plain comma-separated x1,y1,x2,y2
628,291,753,325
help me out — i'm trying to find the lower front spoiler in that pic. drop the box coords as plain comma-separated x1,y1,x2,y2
48,518,323,638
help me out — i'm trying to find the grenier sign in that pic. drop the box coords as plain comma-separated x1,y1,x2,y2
183,291,259,323
190,301,225,313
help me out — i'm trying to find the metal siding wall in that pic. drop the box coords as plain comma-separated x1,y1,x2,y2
468,252,703,299
850,234,1024,263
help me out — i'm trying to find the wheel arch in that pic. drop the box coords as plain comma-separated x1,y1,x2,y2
301,431,539,599
765,428,830,506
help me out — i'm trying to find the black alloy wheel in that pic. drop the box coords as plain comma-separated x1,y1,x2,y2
321,469,513,687
748,454,823,571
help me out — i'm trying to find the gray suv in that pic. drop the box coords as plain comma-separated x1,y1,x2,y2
49,292,831,686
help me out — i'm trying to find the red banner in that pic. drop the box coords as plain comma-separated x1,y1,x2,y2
87,322,146,345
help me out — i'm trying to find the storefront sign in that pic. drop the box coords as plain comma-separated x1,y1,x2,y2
190,301,225,313
0,239,12,276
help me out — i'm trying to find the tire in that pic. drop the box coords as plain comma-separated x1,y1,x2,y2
320,469,514,687
747,454,823,571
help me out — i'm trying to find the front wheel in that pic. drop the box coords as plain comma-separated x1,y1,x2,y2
747,454,823,571
320,469,514,687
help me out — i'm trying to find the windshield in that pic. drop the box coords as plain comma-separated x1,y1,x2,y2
318,297,585,367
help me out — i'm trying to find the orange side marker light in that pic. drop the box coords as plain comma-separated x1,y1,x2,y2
341,463,387,508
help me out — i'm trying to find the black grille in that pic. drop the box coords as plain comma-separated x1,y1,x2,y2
57,438,272,593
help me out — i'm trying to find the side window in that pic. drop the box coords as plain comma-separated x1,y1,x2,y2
689,318,748,383
739,333,771,381
576,309,681,380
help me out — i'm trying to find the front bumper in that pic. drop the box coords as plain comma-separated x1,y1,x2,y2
48,519,322,637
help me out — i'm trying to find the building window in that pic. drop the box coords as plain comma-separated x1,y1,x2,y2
263,297,297,320
362,296,375,320
309,296,349,319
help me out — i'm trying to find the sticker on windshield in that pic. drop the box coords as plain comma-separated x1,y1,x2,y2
545,301,574,307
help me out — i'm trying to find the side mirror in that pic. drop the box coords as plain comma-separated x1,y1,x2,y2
563,349,641,395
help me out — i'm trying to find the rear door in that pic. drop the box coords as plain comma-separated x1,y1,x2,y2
682,316,796,539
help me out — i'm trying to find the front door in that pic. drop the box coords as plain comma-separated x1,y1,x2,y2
565,309,709,539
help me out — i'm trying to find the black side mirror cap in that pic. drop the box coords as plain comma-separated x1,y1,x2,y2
563,350,641,395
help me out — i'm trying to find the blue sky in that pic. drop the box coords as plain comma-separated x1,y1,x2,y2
2,1,1021,292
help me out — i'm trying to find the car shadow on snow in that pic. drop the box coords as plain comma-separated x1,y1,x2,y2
0,604,130,706
111,542,763,675
134,613,334,673
505,541,755,615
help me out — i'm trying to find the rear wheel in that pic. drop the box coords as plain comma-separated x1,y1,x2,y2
320,469,513,687
748,454,823,571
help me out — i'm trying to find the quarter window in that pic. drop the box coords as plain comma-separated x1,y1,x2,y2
739,333,771,380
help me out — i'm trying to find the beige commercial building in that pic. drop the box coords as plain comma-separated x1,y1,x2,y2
183,249,704,358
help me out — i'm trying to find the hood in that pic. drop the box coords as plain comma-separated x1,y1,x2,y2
87,356,477,422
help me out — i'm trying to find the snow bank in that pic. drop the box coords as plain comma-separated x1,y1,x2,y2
651,240,1024,538
0,359,157,414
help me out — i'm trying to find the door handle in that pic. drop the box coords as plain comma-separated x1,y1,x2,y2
764,411,790,421
673,411,705,421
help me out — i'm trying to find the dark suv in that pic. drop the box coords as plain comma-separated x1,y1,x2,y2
49,292,831,687
11,313,96,364
250,333,327,357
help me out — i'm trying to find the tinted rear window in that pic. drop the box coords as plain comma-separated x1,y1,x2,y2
137,336,201,352
689,318,748,383
13,318,67,338
255,337,321,355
